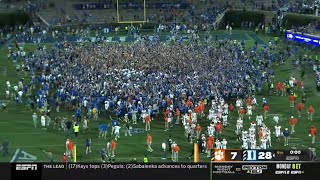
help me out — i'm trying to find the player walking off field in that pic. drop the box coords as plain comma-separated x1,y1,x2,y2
111,139,117,157
173,145,180,162
161,140,166,160
307,105,315,121
145,115,151,131
283,128,289,146
290,116,297,134
296,103,304,118
147,134,153,152
309,126,317,144
32,113,37,128
85,139,91,155
100,147,107,162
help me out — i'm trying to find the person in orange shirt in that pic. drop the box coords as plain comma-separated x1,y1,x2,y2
296,102,304,117
145,115,151,131
111,139,117,157
289,93,295,108
164,117,169,131
309,126,317,144
206,136,213,158
173,145,180,162
307,105,315,121
186,99,192,108
147,134,153,152
276,82,282,96
263,104,269,119
196,124,201,139
300,81,304,91
175,108,181,125
290,116,297,134
200,102,205,117
215,122,223,137
67,139,74,159
239,107,246,120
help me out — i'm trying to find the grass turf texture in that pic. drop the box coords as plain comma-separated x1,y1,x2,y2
0,30,319,163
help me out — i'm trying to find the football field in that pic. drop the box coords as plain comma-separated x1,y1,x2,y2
0,30,319,163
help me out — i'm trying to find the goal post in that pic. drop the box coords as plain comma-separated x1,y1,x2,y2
116,0,147,24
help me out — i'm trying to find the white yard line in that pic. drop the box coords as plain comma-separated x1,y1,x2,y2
10,148,20,162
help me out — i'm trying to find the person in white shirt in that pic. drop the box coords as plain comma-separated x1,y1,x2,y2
273,116,279,125
256,114,263,126
249,127,255,135
242,137,249,149
161,140,166,160
247,105,253,120
275,125,281,141
41,115,46,130
104,101,109,112
32,113,37,128
83,117,88,129
260,138,268,149
266,129,272,147
208,109,214,121
131,109,138,125
114,125,121,140
215,139,221,149
236,122,243,141
222,114,228,127
141,109,147,123
208,123,215,136
221,139,227,149
250,139,257,149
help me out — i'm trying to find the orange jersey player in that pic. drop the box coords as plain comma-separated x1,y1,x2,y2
263,104,269,119
307,105,315,121
147,134,153,152
276,82,282,95
111,139,117,157
297,103,304,117
206,137,213,158
239,107,246,120
145,115,151,131
186,99,192,108
196,124,201,139
67,140,74,158
289,94,295,107
310,126,317,144
175,108,181,125
164,117,169,131
173,145,180,162
215,122,223,136
290,116,297,134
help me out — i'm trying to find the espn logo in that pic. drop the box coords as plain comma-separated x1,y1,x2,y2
16,164,38,170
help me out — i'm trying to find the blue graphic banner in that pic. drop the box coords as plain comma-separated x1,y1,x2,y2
285,31,320,46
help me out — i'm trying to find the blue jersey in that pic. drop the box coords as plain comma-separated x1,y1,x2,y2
100,149,106,156
112,120,119,127
99,124,108,132
283,130,289,137
85,139,91,146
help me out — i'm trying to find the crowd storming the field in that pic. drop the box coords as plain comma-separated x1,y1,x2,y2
0,24,318,163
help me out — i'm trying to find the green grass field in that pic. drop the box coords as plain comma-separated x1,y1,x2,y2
0,30,319,163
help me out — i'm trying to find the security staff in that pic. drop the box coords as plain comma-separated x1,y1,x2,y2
73,123,80,139
143,155,149,163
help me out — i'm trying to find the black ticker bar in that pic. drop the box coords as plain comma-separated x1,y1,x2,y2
3,162,320,180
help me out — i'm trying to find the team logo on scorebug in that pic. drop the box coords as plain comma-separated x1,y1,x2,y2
213,150,225,161
16,164,38,171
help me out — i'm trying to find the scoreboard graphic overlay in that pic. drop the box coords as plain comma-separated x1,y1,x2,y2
211,149,318,179
4,149,320,180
